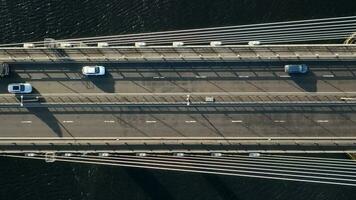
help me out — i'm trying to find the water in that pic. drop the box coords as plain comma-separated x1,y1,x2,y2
1,0,356,199
0,0,356,43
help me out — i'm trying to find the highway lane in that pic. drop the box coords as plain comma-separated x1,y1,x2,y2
1,61,356,94
1,104,356,138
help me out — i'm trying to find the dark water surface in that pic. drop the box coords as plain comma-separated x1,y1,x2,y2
1,0,356,43
1,0,356,199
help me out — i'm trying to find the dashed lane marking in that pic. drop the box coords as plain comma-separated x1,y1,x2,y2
21,121,32,124
104,120,115,123
316,120,329,123
185,120,197,123
62,120,74,123
231,120,243,123
146,120,157,123
322,74,335,78
274,120,286,123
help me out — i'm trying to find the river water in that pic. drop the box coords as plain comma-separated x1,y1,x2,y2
0,0,356,199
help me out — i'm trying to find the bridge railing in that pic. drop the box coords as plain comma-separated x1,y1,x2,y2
0,44,355,63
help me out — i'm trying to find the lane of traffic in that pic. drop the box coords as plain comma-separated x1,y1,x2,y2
0,105,356,138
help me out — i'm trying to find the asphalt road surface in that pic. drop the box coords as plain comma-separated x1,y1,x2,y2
1,61,356,94
1,61,356,146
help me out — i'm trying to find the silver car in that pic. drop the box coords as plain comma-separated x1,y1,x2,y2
8,83,32,94
284,64,308,74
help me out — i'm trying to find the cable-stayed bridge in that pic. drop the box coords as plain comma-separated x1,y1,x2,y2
1,16,356,186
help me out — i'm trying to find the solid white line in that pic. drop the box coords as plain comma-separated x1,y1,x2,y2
3,136,356,140
231,120,243,123
21,121,32,124
185,120,197,123
146,120,157,123
316,120,329,123
3,92,356,97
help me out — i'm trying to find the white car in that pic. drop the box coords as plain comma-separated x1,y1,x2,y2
82,66,105,76
248,41,261,45
8,83,32,94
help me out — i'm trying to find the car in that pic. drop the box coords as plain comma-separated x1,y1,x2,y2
8,83,32,94
248,41,261,45
249,153,261,157
284,64,308,74
0,63,9,78
82,66,105,76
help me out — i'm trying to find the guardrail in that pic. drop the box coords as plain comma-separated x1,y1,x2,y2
1,137,356,153
0,44,355,63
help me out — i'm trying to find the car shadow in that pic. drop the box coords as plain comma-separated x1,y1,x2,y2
290,71,317,92
6,73,64,137
87,72,115,93
25,87,64,137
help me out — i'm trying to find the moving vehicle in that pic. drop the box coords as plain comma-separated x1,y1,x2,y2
248,41,261,45
82,66,105,76
0,63,9,78
284,64,308,74
8,83,32,94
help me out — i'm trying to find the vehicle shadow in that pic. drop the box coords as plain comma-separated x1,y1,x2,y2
26,87,64,137
87,72,115,93
290,71,317,92
7,73,64,138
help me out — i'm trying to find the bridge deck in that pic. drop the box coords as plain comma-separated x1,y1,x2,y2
1,61,356,152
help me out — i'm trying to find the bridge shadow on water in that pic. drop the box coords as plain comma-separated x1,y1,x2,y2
204,175,240,200
124,168,173,200
88,72,115,93
290,71,317,92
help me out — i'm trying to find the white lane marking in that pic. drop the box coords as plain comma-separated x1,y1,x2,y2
21,121,32,124
195,75,207,79
274,120,286,123
239,75,249,78
231,120,243,123
185,120,197,123
279,75,291,78
322,74,335,78
104,120,115,123
316,120,329,123
146,120,157,123
62,120,74,123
